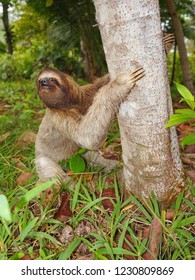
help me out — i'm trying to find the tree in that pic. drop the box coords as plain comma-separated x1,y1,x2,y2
27,0,107,80
165,0,194,93
0,0,13,54
93,0,185,206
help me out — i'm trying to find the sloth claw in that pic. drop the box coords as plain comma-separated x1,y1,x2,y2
129,67,145,83
163,34,175,45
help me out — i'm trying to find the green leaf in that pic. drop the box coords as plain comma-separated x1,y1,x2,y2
112,248,137,256
58,238,81,260
175,109,195,116
118,220,130,248
29,231,61,246
71,177,82,212
176,229,195,242
151,192,160,217
45,0,53,7
130,195,152,222
69,154,85,173
185,100,195,110
166,114,195,127
19,217,39,242
181,133,195,149
77,148,87,155
183,198,195,211
175,192,184,213
15,180,56,213
0,194,12,223
177,216,195,228
76,197,105,220
19,109,35,120
175,82,194,102
104,242,114,259
171,212,185,230
10,252,25,260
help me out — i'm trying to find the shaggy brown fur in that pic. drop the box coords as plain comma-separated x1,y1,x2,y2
35,67,144,183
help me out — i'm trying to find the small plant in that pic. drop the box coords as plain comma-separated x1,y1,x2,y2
65,149,87,174
167,83,195,148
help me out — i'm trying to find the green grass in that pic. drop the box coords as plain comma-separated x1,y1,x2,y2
0,80,195,260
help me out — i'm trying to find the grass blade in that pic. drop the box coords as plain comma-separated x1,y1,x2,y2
19,217,39,242
59,238,81,260
76,197,105,219
175,192,184,213
15,180,56,213
177,216,195,228
29,231,61,246
71,177,82,212
131,195,152,222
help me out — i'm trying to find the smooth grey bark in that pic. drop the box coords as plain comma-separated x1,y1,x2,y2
93,0,185,206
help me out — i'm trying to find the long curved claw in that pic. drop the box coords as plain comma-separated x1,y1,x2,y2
129,67,145,83
163,33,175,54
163,33,175,45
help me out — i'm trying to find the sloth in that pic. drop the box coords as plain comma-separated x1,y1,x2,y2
35,33,174,184
35,67,144,183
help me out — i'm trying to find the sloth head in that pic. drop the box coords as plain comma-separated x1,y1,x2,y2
37,67,79,110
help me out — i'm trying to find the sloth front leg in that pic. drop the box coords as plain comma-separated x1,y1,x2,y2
35,155,71,183
35,122,79,183
67,67,144,150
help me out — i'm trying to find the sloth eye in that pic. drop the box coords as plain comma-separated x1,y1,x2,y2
49,78,55,82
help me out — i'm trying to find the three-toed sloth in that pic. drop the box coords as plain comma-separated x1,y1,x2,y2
35,66,144,183
35,33,174,184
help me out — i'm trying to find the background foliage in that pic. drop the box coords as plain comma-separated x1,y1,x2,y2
0,0,194,260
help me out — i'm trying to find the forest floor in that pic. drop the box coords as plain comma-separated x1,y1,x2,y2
0,80,194,260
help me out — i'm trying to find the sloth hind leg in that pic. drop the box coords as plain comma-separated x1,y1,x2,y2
82,151,120,172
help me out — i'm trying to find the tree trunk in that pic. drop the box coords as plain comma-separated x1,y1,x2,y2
170,42,177,86
93,0,185,206
165,0,194,93
80,29,102,81
2,2,13,55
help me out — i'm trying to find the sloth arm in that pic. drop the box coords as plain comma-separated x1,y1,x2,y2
57,69,144,150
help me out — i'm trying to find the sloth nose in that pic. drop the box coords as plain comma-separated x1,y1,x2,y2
40,78,49,86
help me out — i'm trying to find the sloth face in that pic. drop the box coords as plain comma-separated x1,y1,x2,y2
37,68,72,110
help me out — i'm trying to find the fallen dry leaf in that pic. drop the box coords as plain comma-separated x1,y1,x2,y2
36,184,61,206
73,242,92,260
54,192,72,221
122,233,136,260
17,131,36,146
66,170,93,182
186,170,195,182
74,221,95,237
59,225,74,244
100,150,119,160
75,254,94,260
0,132,11,144
16,172,33,185
101,188,116,211
19,254,31,260
0,100,10,113
165,210,176,221
104,175,115,186
99,142,121,161
142,216,162,260
15,160,28,169
185,145,195,154
141,225,151,240
181,156,193,166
